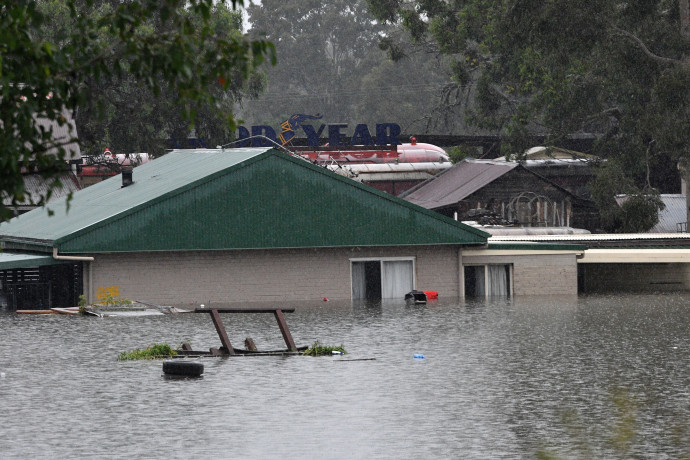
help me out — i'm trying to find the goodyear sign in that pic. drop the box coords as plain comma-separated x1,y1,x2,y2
237,114,401,147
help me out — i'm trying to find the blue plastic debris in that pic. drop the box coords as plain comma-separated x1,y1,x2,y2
413,354,425,359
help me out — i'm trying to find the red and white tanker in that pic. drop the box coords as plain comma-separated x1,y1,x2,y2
80,148,151,178
294,138,449,165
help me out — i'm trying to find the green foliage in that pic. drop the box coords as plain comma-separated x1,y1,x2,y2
589,161,665,232
301,341,346,356
617,193,665,233
78,294,87,314
446,145,479,164
0,0,275,219
118,343,177,360
368,0,690,231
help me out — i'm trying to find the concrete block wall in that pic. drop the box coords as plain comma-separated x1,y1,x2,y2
88,245,462,306
349,245,462,298
512,254,578,296
462,253,579,296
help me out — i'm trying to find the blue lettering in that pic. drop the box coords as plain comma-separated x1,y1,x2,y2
376,123,402,145
236,126,251,147
251,125,277,147
350,124,374,146
328,124,348,147
301,124,326,146
237,121,402,148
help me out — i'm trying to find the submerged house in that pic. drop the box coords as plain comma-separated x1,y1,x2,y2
0,148,584,309
402,158,600,231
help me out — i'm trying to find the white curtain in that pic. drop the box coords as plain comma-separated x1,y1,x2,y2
488,265,509,297
381,260,414,299
351,262,366,300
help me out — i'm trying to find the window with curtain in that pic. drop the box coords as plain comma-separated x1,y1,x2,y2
351,258,414,300
464,264,511,298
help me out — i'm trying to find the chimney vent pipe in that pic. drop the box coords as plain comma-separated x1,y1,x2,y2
121,166,134,187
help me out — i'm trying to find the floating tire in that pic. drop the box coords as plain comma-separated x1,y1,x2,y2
163,360,204,377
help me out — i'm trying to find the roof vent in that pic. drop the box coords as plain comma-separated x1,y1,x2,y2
121,166,134,187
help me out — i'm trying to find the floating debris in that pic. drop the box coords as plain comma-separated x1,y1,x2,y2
302,341,346,356
162,360,203,378
118,343,177,360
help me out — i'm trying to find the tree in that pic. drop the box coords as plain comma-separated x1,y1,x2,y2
243,0,385,125
0,0,274,219
369,0,690,231
242,0,452,136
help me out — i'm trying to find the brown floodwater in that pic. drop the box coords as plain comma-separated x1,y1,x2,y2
1,293,689,459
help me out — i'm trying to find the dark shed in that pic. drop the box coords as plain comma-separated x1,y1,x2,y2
403,159,600,231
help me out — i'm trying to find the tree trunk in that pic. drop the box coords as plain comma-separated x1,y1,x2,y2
681,0,690,39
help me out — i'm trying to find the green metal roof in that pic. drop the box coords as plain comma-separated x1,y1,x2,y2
0,148,489,254
0,252,65,269
487,242,587,251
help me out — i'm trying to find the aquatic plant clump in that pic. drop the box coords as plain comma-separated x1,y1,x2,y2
301,341,346,356
118,343,177,360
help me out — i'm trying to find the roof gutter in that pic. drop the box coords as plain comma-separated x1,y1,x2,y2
52,247,94,262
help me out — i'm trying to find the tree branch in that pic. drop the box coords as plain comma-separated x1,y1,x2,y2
610,25,687,67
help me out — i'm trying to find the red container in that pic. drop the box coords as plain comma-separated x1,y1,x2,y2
423,290,438,300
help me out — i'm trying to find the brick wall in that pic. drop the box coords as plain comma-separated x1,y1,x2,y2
88,245,462,306
462,252,579,296
87,247,580,305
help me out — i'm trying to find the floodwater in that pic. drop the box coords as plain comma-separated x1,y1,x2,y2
1,294,689,459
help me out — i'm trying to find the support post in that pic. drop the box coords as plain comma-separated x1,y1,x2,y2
209,309,235,355
274,309,297,352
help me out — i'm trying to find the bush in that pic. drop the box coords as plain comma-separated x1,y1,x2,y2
118,343,177,360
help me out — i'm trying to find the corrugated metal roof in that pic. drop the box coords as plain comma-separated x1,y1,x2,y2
489,233,690,242
403,159,519,209
489,232,690,249
0,148,488,253
2,172,81,209
645,195,686,233
486,242,586,251
0,148,269,247
35,110,81,160
615,194,687,233
491,146,600,164
651,195,686,233
0,252,64,269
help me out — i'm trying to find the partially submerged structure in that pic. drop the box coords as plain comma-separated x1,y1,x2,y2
493,146,599,200
402,158,600,231
0,148,585,309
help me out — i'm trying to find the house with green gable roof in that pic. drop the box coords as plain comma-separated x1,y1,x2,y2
0,147,581,309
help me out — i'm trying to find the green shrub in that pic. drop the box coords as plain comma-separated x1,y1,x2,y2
118,343,177,360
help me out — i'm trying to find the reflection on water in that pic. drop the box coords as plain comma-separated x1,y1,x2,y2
1,294,689,459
